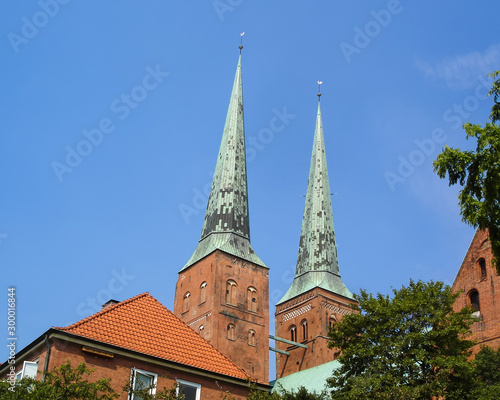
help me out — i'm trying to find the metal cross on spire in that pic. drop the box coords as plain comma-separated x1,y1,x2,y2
239,32,245,54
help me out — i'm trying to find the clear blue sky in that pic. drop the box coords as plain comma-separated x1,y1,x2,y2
1,1,499,380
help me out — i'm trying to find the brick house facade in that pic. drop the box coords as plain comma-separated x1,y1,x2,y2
0,293,269,399
451,229,500,352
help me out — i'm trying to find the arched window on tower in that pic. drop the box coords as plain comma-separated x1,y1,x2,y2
247,287,257,312
226,280,237,305
183,292,190,313
200,282,207,304
469,289,480,316
227,324,236,341
329,316,337,330
248,330,256,346
479,258,487,279
289,325,297,343
301,319,308,341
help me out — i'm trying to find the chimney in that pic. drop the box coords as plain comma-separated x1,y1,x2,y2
102,299,120,309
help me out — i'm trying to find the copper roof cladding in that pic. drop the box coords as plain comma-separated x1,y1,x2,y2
181,54,266,271
56,293,248,380
278,100,354,305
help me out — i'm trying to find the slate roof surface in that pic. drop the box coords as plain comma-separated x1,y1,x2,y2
56,293,248,380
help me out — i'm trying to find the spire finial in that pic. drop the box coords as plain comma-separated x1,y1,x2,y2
239,32,245,54
317,81,323,101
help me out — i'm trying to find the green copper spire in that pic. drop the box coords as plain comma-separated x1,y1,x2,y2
181,54,266,271
277,94,353,304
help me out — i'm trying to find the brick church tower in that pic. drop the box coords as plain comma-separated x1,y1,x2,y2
274,93,358,379
452,229,500,352
174,51,269,383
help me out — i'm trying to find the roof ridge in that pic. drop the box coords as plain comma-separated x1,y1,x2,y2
54,292,250,380
143,295,250,380
55,292,150,331
452,229,488,285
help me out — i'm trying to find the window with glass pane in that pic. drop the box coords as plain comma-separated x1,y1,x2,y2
177,380,201,400
130,369,157,400
14,360,38,380
22,361,38,379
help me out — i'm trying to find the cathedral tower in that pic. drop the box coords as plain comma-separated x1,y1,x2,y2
174,51,269,383
274,92,357,379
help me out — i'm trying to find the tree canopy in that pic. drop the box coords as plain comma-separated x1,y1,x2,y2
433,70,500,271
0,360,188,400
327,280,478,399
0,361,118,400
471,346,500,399
248,385,328,400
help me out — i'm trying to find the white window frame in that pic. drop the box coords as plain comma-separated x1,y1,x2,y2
129,368,158,400
177,379,201,400
22,361,38,379
15,360,38,380
15,370,23,381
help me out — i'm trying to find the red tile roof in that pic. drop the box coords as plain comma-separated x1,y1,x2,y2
56,293,248,380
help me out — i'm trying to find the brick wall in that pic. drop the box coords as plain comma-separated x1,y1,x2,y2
451,230,500,352
274,288,358,379
1,336,254,400
174,250,269,383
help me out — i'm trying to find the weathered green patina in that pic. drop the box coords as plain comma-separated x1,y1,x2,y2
181,55,266,271
277,101,353,304
272,360,341,393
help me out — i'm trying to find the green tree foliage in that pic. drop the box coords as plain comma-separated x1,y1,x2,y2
327,280,477,399
433,70,500,271
471,346,500,399
0,361,118,399
488,70,500,123
248,385,328,400
124,382,182,400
